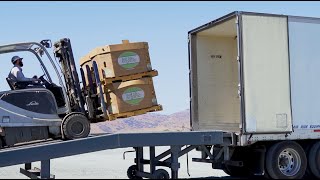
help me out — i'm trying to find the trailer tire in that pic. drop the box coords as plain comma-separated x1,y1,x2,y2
62,113,90,140
307,141,320,178
302,142,314,178
266,141,307,179
127,165,142,179
154,169,170,179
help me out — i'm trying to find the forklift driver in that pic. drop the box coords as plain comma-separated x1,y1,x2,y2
8,56,43,89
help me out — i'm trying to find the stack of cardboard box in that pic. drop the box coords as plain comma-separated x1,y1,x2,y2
80,40,162,120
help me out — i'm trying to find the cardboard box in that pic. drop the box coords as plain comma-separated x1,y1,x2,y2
103,77,158,114
80,40,153,83
79,54,94,87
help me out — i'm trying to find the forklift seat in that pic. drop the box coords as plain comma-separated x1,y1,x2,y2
6,77,15,90
6,77,33,90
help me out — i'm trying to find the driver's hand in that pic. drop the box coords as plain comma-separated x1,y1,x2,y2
32,78,41,83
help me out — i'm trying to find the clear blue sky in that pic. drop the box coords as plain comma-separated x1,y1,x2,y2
0,1,319,114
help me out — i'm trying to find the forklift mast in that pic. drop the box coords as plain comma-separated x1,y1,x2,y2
53,38,86,114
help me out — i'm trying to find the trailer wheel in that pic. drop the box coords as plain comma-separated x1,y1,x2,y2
62,113,90,140
307,141,320,178
154,169,170,179
302,142,313,178
266,141,307,179
127,165,142,179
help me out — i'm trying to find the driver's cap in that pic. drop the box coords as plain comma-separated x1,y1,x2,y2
11,56,23,64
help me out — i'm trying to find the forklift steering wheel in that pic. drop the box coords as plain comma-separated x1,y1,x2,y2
38,74,51,87
39,74,46,81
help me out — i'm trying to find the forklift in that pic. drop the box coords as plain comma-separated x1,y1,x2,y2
0,38,107,148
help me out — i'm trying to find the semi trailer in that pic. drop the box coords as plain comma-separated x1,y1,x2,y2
0,11,319,179
188,11,320,179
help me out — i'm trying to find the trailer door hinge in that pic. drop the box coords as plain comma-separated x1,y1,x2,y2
237,83,241,97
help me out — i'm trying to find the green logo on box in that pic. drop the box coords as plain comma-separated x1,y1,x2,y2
122,87,145,105
118,51,140,70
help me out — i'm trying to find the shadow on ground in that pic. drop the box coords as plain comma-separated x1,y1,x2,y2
181,175,268,179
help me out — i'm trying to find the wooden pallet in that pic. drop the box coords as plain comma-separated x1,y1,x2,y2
106,105,163,121
102,70,158,85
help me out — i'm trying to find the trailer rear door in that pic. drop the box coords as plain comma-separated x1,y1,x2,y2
241,14,293,133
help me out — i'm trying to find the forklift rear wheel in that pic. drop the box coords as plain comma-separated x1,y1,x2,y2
62,113,90,140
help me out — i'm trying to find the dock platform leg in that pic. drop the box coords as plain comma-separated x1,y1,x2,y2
136,147,144,172
130,145,196,179
20,160,55,179
41,160,51,179
150,146,156,174
170,146,181,179
25,163,31,171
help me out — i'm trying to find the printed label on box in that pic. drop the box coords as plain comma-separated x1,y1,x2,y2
122,87,145,105
118,51,140,70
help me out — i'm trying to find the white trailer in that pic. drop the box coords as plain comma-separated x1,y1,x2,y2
188,11,320,179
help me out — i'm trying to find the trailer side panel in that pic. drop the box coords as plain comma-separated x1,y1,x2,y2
288,16,320,131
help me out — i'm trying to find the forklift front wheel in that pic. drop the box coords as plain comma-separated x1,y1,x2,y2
62,113,90,140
